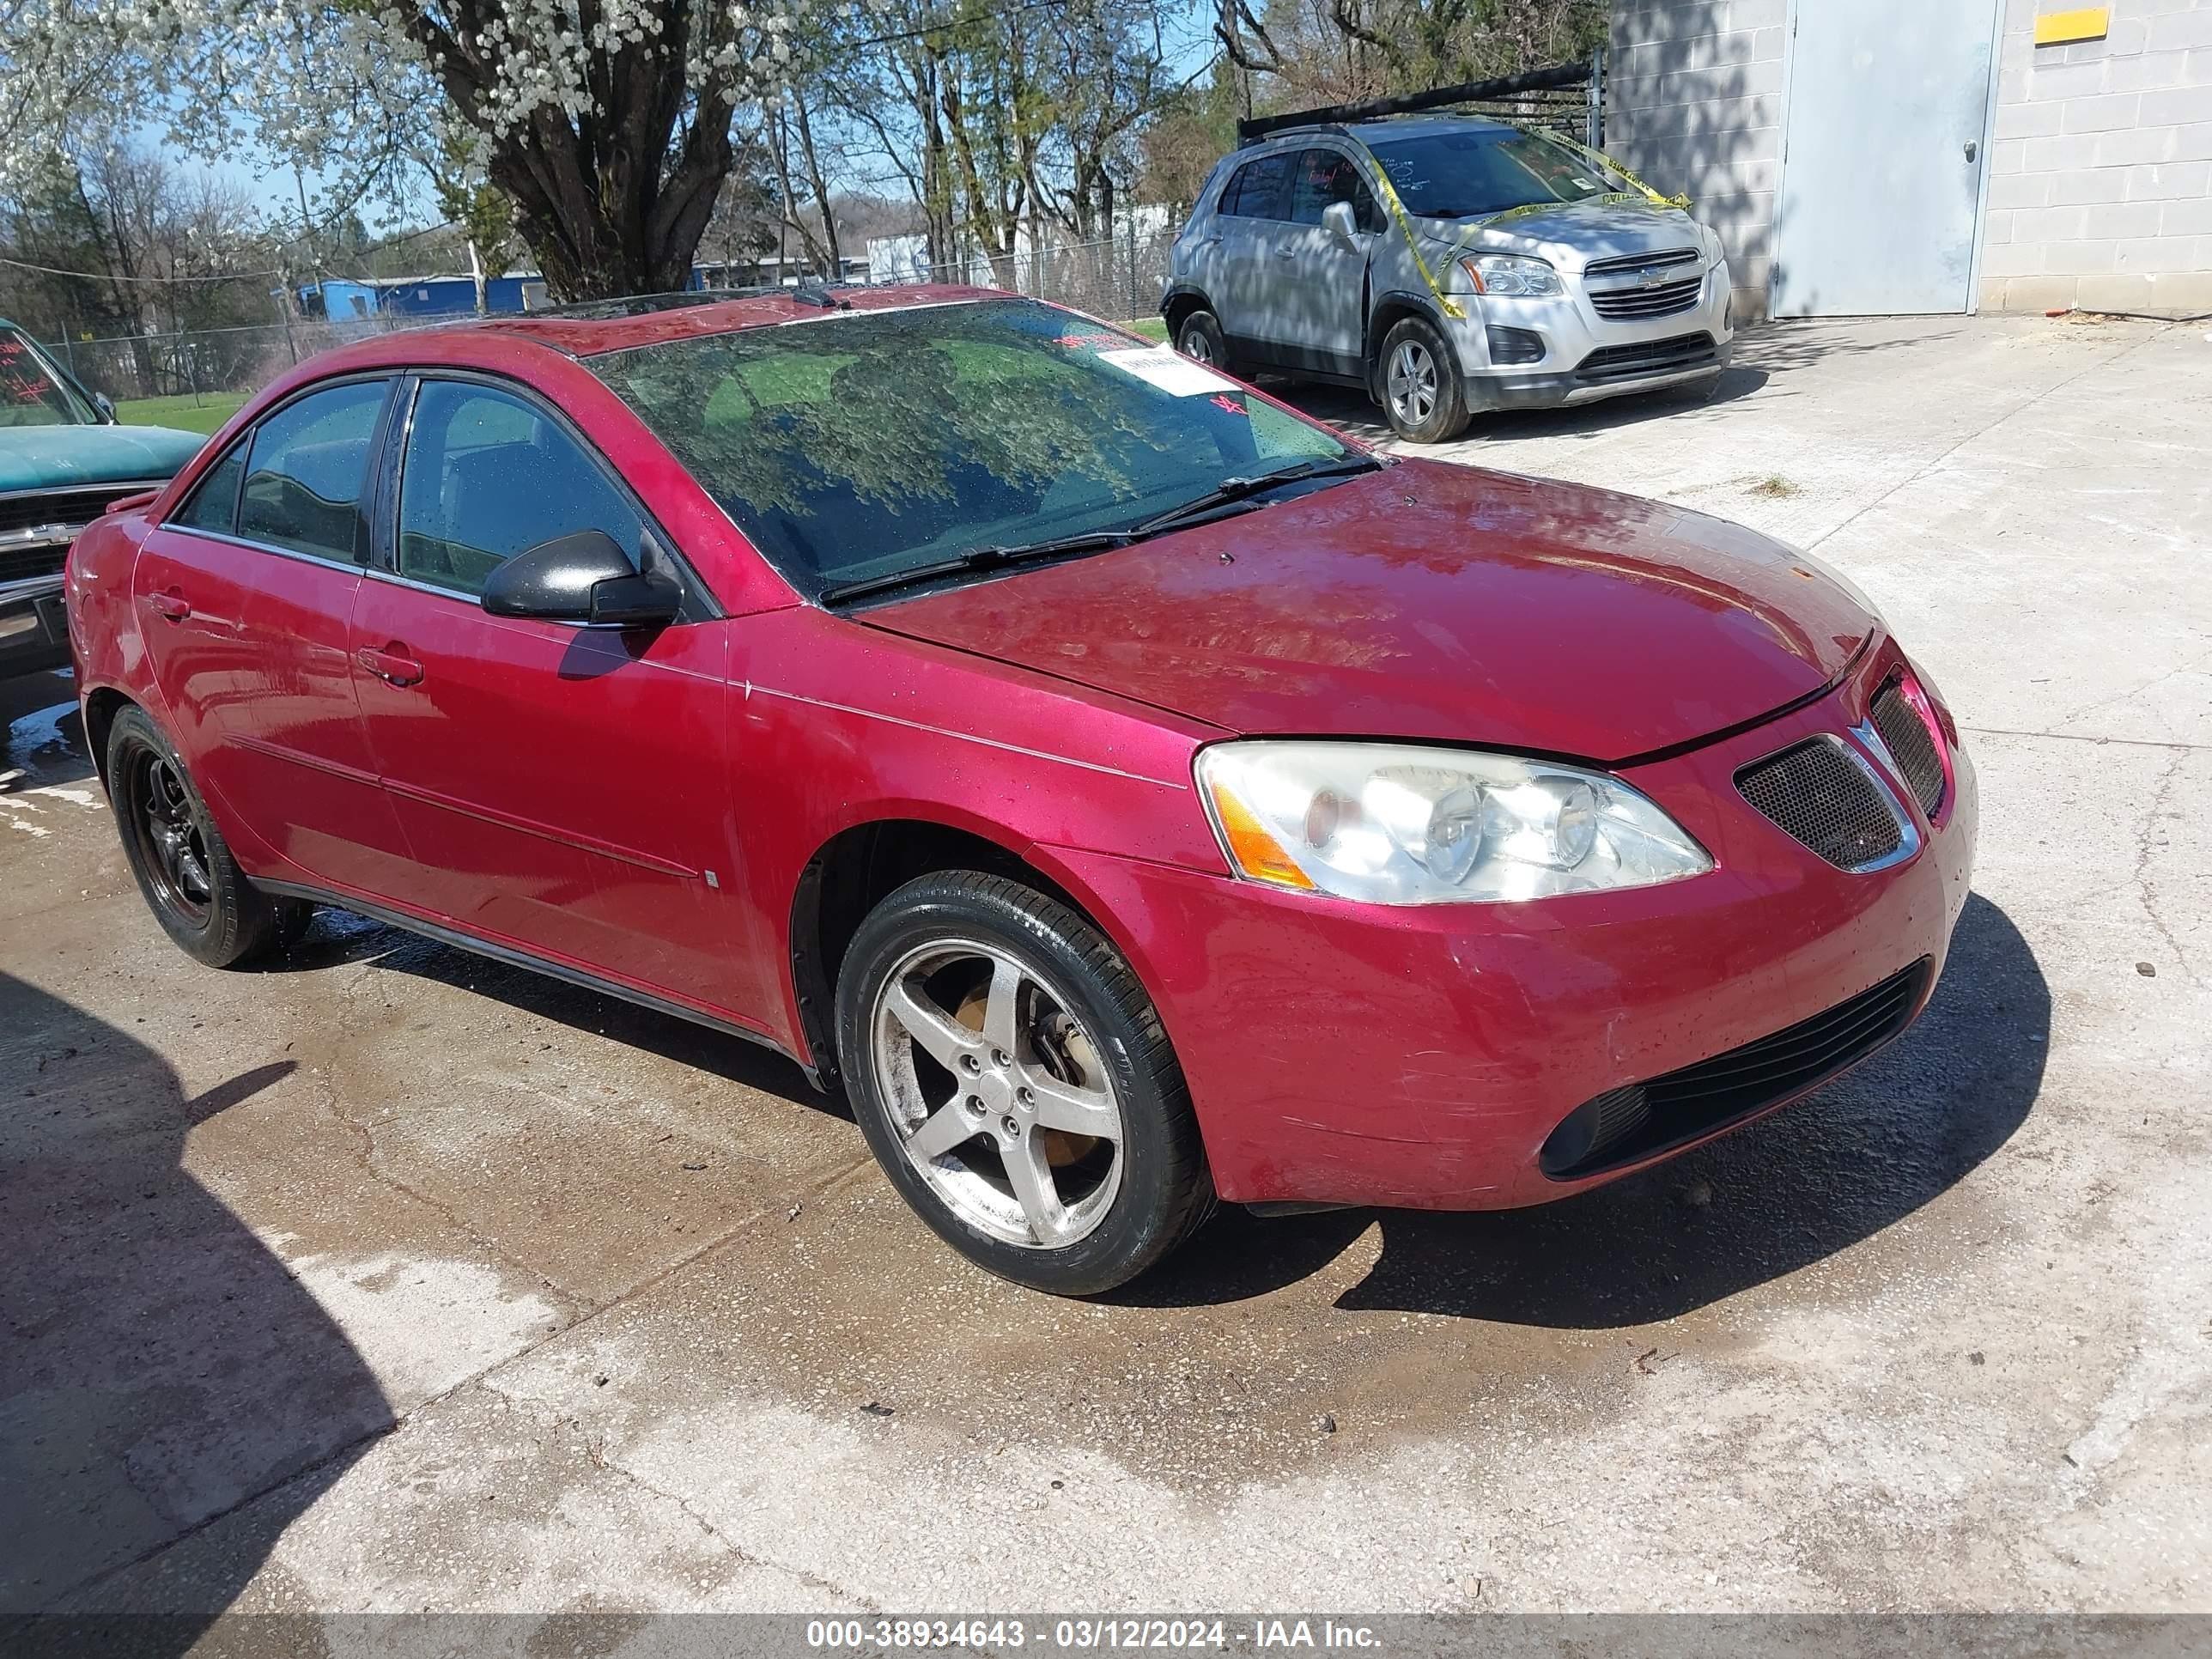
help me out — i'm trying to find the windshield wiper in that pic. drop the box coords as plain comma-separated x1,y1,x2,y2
1130,454,1384,538
819,530,1133,606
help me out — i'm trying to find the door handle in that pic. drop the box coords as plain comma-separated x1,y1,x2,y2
1964,140,1978,163
146,590,191,623
355,643,425,687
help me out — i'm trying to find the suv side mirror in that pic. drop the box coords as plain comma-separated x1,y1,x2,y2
1322,200,1360,244
481,530,682,628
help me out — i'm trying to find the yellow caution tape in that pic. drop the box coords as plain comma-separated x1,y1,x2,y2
1352,130,1693,325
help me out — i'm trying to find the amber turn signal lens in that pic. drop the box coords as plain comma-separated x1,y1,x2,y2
1206,779,1315,890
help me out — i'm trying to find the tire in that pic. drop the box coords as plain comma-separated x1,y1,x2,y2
1174,309,1235,376
107,706,309,968
1376,315,1473,444
835,871,1213,1296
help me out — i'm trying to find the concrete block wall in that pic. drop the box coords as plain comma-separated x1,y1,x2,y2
1607,0,1790,320
1981,0,2212,315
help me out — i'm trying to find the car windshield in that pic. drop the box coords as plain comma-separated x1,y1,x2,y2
0,327,95,427
586,298,1351,601
1365,128,1634,220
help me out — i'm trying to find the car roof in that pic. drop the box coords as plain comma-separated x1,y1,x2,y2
1249,113,1517,152
394,283,1012,358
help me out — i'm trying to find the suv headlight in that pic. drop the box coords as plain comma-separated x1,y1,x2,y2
1196,741,1711,905
1460,254,1564,298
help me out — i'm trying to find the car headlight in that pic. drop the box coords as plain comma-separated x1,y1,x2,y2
1195,741,1712,906
1460,254,1564,298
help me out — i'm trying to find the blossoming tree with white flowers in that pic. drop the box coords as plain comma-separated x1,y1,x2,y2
5,0,842,300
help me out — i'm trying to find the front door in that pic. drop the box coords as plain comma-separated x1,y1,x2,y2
1271,147,1382,373
1771,0,2000,316
348,376,767,1023
132,377,416,896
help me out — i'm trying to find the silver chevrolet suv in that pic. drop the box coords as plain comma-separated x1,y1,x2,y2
1162,116,1734,443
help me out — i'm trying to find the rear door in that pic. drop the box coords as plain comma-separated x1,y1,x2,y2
1213,151,1296,361
132,377,416,895
347,375,766,1020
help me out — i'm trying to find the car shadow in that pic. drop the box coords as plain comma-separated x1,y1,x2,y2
1122,892,2045,1326
0,974,387,1649
255,908,841,1120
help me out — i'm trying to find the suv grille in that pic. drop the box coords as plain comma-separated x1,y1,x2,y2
1540,959,1933,1178
1735,737,1904,871
1585,248,1705,320
1575,331,1717,386
1869,678,1947,818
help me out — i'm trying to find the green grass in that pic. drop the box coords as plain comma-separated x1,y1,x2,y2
1122,317,1169,343
115,392,246,435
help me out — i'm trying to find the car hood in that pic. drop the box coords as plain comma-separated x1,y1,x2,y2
860,461,1875,763
0,423,206,495
1419,197,1706,270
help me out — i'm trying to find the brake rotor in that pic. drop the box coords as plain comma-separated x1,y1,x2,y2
953,980,1101,1169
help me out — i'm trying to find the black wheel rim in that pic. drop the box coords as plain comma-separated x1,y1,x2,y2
131,751,213,928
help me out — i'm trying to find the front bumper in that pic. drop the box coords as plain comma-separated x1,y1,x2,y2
0,573,70,680
1445,258,1736,412
1050,637,1977,1210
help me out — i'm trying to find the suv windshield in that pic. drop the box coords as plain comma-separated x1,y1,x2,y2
1365,128,1633,221
0,326,97,427
586,298,1351,601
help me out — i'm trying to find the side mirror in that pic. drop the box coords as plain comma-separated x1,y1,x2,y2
92,392,117,423
1322,200,1361,244
481,530,682,628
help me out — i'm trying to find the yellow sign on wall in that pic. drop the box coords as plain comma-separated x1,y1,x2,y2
2034,7,2111,46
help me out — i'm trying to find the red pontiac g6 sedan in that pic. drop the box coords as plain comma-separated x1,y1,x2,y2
67,287,1976,1295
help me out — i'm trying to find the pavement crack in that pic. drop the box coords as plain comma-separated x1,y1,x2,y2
2130,749,2199,984
476,1376,870,1608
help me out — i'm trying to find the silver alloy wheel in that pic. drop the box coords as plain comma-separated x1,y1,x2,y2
869,938,1125,1249
1178,326,1213,364
1387,338,1438,428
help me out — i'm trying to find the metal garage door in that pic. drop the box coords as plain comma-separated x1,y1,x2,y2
1771,0,2002,316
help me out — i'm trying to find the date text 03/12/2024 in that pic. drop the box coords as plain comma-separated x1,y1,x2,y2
805,1620,1383,1650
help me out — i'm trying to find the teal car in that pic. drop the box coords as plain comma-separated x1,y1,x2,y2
2,320,207,680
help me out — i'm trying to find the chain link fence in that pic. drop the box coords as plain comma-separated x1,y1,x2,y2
41,225,1179,410
42,314,417,408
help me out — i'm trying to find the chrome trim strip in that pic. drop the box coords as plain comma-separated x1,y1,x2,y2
1830,727,1923,873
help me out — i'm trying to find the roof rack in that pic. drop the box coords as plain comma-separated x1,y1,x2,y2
1237,62,1590,146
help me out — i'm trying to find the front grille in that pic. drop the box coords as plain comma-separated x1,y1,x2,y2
1735,737,1904,871
0,544,68,586
0,483,142,538
1589,276,1705,319
1869,678,1947,819
1575,331,1717,386
1540,959,1933,1179
1584,247,1702,278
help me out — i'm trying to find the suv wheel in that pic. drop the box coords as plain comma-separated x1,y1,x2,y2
836,871,1214,1296
1174,310,1234,374
1377,316,1472,444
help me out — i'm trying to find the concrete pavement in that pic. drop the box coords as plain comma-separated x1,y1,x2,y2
3,313,2208,1627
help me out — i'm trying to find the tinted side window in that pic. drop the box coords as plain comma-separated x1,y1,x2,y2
236,380,389,562
1290,149,1383,232
173,442,246,536
1221,153,1292,221
397,381,644,598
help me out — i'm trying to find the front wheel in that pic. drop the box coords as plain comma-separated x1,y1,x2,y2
1376,315,1473,444
836,872,1213,1296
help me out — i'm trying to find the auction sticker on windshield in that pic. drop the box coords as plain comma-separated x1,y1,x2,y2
1095,345,1237,397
